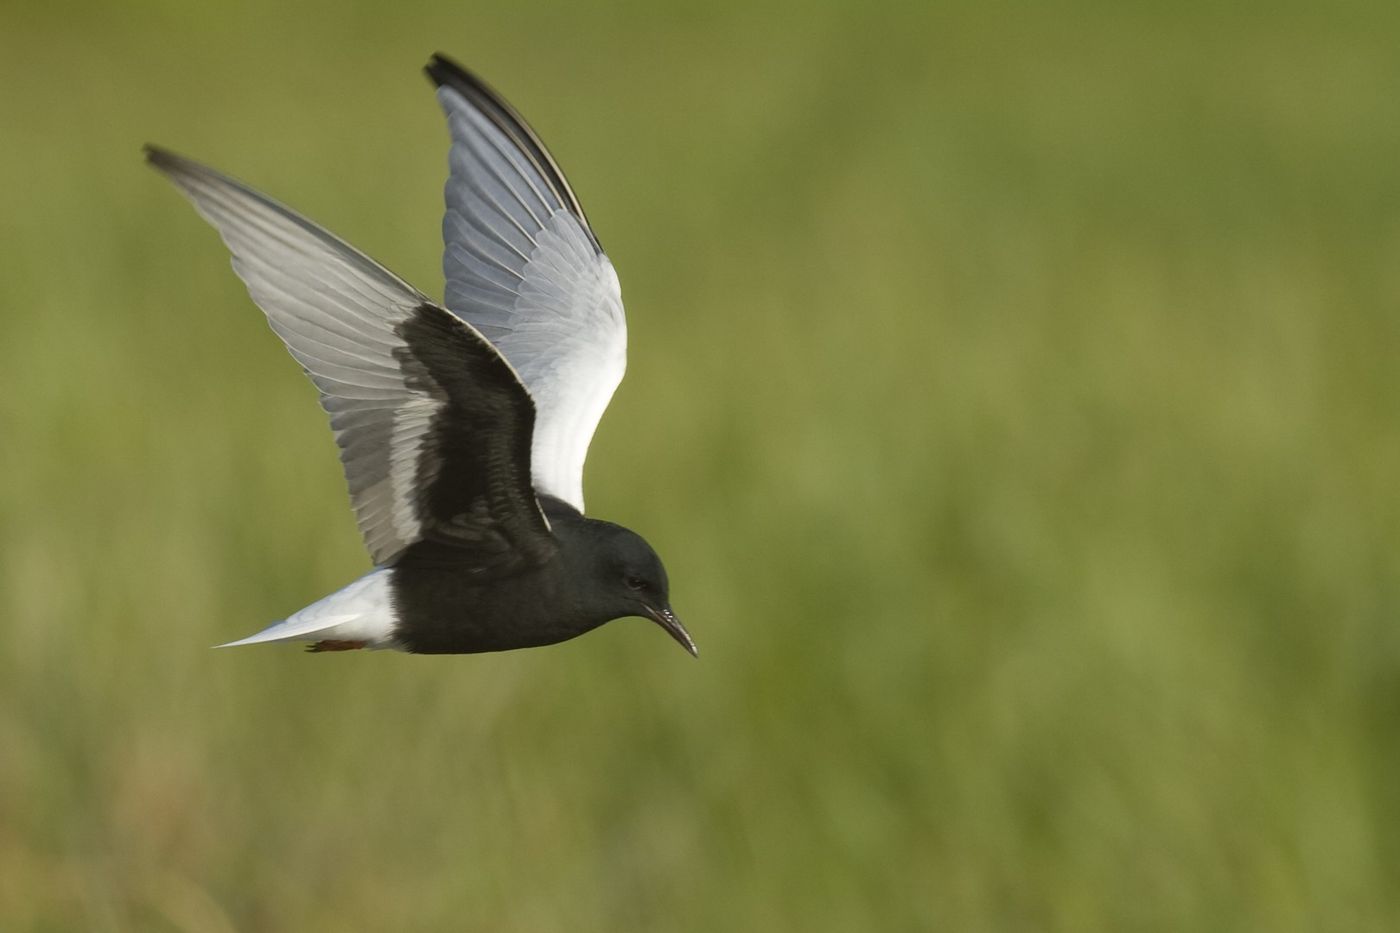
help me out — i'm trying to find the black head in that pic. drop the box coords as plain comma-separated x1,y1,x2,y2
576,521,696,656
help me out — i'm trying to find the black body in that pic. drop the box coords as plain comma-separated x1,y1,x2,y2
385,306,686,655
390,497,675,654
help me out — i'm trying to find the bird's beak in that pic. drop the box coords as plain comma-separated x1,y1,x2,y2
644,604,698,657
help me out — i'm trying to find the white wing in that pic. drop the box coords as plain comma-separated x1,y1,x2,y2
428,55,627,514
147,146,550,567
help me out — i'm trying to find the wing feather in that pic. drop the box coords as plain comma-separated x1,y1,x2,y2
147,146,554,570
427,54,627,514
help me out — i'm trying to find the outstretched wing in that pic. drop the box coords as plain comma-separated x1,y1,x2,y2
146,146,556,572
427,54,627,514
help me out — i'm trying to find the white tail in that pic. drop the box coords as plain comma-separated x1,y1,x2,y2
214,568,400,650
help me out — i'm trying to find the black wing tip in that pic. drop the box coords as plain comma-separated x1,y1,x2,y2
143,144,191,181
421,51,602,252
425,53,486,94
143,143,173,167
423,52,456,87
422,53,517,122
143,144,200,179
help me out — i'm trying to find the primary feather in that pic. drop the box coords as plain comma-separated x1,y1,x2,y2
430,55,628,514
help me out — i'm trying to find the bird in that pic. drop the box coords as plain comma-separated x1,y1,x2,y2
145,53,695,658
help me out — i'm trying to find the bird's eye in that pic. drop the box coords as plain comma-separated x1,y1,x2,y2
625,575,648,591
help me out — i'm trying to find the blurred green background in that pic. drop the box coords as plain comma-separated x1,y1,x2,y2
3,0,1400,929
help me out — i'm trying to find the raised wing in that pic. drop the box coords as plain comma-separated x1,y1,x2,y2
146,146,556,572
427,54,627,514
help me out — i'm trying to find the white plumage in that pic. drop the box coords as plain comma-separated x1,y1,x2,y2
214,568,399,649
436,87,628,513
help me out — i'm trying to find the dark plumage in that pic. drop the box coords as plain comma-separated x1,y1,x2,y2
146,55,695,657
393,497,686,655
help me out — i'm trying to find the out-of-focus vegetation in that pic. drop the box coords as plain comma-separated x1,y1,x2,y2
3,0,1399,929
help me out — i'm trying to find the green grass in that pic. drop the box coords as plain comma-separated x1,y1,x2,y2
3,0,1400,929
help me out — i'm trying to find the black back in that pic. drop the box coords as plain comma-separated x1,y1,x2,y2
396,303,558,575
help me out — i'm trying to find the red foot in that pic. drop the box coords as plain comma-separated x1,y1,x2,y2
307,640,368,652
